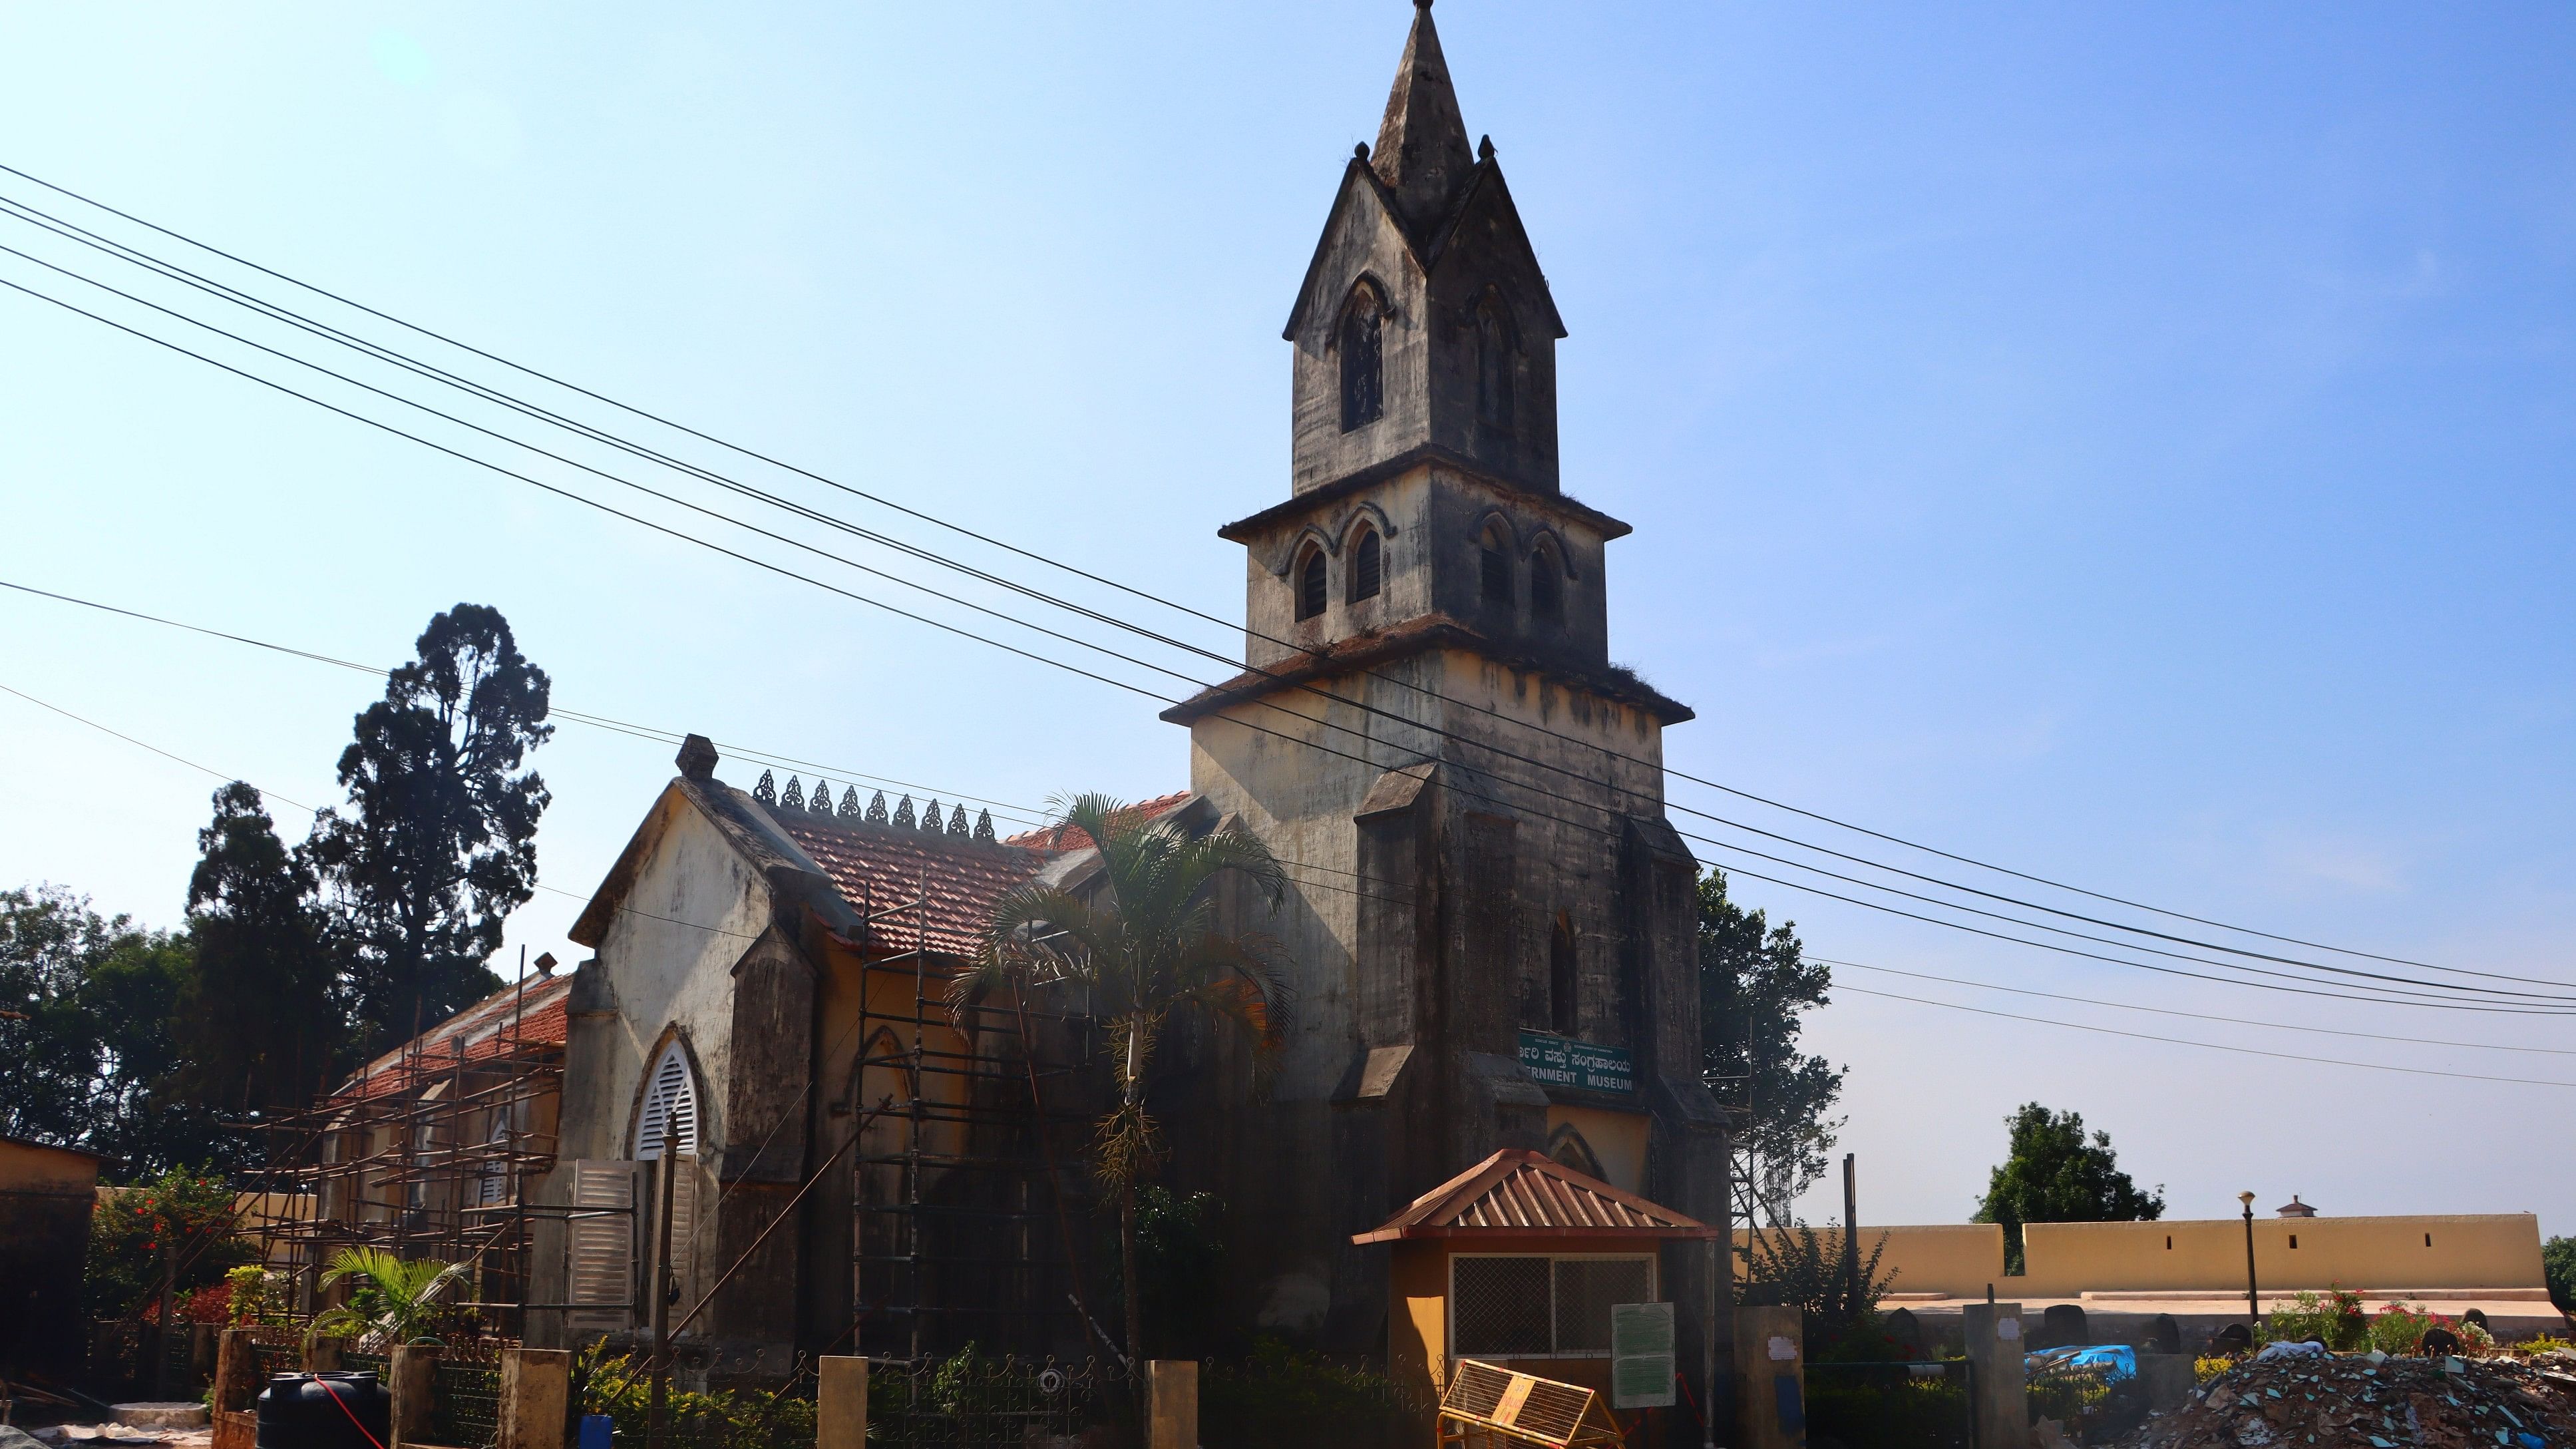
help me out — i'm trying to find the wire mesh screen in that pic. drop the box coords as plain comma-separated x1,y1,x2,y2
1551,1259,1651,1355
1451,1257,1552,1357
866,1353,1129,1449
430,1350,504,1448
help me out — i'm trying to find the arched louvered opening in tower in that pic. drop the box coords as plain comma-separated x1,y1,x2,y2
1475,286,1517,431
1530,538,1564,627
1296,544,1329,621
1339,278,1386,431
1350,526,1382,603
1479,521,1513,606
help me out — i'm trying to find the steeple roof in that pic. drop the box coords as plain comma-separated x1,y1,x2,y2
1371,0,1477,234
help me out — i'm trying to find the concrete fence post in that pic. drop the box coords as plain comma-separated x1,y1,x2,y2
389,1345,439,1449
1146,1361,1198,1449
498,1348,572,1449
1962,1301,2028,1449
213,1328,261,1412
1730,1305,1805,1449
816,1357,868,1449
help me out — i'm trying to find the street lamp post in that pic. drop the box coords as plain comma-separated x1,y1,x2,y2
2239,1191,2260,1325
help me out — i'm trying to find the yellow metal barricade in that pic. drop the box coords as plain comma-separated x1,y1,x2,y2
1435,1360,1624,1449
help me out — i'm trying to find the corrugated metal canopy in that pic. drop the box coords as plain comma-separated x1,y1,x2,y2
1352,1148,1718,1243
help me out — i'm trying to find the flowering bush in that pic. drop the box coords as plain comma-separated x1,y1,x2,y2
2367,1303,2450,1356
2264,1287,2369,1350
85,1168,252,1321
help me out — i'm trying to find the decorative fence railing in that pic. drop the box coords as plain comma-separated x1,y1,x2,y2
1805,1360,1974,1449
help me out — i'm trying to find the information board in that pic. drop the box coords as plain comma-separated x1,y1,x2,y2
1517,1031,1635,1095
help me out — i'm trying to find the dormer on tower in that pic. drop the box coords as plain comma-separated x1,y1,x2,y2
1282,0,1566,499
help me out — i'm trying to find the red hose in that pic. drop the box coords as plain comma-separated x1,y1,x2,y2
311,1372,390,1449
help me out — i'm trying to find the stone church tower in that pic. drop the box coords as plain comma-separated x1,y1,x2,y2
1159,0,1732,1394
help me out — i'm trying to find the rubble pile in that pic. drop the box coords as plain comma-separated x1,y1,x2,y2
2121,1351,2576,1449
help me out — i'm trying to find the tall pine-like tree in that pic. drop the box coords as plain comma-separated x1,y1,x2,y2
177,782,347,1114
1698,869,1847,1227
307,604,552,1052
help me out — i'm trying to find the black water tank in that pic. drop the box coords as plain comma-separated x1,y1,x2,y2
256,1371,391,1449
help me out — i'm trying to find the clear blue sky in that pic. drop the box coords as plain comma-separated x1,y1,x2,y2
3,3,2569,1234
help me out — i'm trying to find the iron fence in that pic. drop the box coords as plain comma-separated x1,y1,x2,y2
1805,1360,1972,1449
430,1345,507,1448
864,1352,1129,1449
2026,1355,2151,1446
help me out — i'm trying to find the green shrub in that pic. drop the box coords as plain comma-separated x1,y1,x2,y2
2545,1236,2573,1312
2366,1303,2449,1357
2263,1287,2367,1351
572,1343,815,1449
1200,1337,1419,1449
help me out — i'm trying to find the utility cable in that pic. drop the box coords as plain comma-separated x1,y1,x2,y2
0,162,2495,986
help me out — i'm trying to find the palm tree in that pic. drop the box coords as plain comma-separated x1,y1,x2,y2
309,1247,465,1350
962,793,1291,1369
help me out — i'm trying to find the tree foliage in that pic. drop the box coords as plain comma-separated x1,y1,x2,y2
176,782,347,1116
85,1167,252,1321
0,887,230,1173
2545,1235,2573,1311
1973,1102,2165,1272
307,604,552,1052
1697,869,1845,1225
966,793,1290,1370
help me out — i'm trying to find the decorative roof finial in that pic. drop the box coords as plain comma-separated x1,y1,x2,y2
1478,133,1495,162
781,776,806,811
947,804,969,837
892,795,916,829
839,786,861,819
922,799,945,833
974,809,996,844
675,733,718,782
866,791,889,825
753,769,777,806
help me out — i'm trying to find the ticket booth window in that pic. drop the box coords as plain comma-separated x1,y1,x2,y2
1451,1253,1654,1358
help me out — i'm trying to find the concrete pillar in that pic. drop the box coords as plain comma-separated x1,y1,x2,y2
1730,1305,1804,1449
1146,1361,1198,1449
389,1345,439,1449
817,1356,868,1449
213,1328,262,1413
1962,1302,2028,1449
498,1347,572,1449
307,1337,347,1373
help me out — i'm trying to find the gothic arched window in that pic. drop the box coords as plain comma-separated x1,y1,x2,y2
1549,912,1578,1035
1530,540,1563,627
1475,288,1516,430
1479,522,1513,606
1339,280,1385,432
1350,527,1382,603
1296,545,1328,622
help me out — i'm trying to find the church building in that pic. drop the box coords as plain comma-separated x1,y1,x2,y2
497,0,1731,1409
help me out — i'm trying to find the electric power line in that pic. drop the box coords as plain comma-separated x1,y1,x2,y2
0,162,2504,987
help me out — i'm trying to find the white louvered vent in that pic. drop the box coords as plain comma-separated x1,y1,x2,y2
564,1159,635,1336
634,1041,700,1161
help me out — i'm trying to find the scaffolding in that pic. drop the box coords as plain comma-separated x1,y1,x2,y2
846,877,1108,1364
239,973,570,1340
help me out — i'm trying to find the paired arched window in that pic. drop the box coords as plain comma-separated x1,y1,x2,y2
1479,522,1513,606
1530,541,1563,626
635,1039,700,1161
1295,546,1328,622
1475,288,1516,430
1339,280,1385,432
1349,527,1382,603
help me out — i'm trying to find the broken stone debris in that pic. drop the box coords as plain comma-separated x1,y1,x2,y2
2110,1350,2576,1449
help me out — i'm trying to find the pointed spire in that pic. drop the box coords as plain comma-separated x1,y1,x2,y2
892,795,916,829
947,804,969,837
974,809,996,844
1372,0,1476,231
866,791,889,825
753,770,777,806
781,776,805,811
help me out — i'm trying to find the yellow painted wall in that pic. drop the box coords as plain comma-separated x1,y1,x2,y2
1548,1106,1648,1195
2019,1215,2544,1296
1730,1215,2543,1299
1736,1224,2006,1300
1,1139,98,1193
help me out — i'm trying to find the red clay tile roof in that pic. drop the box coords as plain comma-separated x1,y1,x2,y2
777,810,1056,959
1000,791,1194,851
335,971,573,1102
1352,1149,1716,1243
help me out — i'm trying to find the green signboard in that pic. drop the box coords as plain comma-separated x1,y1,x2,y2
1517,1030,1634,1095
